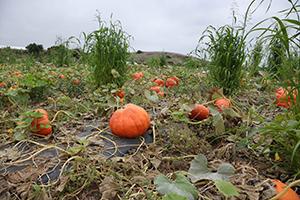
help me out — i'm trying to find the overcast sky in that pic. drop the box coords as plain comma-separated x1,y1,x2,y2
0,0,291,54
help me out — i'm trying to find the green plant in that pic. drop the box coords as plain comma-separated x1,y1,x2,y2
259,113,300,176
26,43,44,56
47,37,74,67
198,25,246,95
146,54,167,67
249,39,263,76
86,15,130,87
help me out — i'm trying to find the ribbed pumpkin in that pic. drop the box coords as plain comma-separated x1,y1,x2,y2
109,104,150,138
189,104,210,121
31,109,52,136
272,179,300,200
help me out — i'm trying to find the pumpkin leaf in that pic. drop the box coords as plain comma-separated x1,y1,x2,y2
162,193,188,200
154,173,198,200
144,90,159,103
214,180,239,197
13,131,27,141
222,107,241,118
212,112,225,134
188,154,235,183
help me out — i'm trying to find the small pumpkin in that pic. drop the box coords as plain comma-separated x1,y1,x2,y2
214,98,231,112
72,79,80,85
165,78,177,88
157,91,164,97
189,104,210,121
132,72,144,80
109,104,150,138
30,109,52,136
0,82,6,88
150,86,161,93
272,179,300,200
276,87,297,109
59,74,65,79
170,76,180,85
115,89,125,99
153,78,164,86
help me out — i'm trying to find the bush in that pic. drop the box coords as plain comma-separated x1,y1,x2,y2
199,25,246,95
86,16,130,87
26,43,43,56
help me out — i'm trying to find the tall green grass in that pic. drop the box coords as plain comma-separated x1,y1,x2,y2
251,0,300,177
249,39,263,76
198,25,246,95
85,16,130,87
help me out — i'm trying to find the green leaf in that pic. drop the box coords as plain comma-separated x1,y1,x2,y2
212,112,225,134
222,108,241,118
188,154,235,183
154,173,198,200
14,131,27,141
214,180,239,197
162,193,188,200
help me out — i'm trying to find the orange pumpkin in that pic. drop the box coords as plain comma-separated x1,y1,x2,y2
0,82,6,88
31,109,52,136
59,74,65,79
132,72,144,80
189,104,210,121
158,91,164,97
150,86,161,93
165,78,177,88
272,179,300,200
170,76,180,85
276,87,297,109
115,89,125,99
214,98,231,112
109,104,150,138
153,78,164,86
72,79,80,85
34,109,49,118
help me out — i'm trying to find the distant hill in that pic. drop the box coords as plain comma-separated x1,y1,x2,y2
130,51,190,65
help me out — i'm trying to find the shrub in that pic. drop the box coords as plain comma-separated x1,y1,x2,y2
26,43,43,56
47,37,73,67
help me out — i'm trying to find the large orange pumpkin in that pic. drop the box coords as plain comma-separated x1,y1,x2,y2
109,104,150,138
272,179,300,200
0,82,6,88
189,104,210,121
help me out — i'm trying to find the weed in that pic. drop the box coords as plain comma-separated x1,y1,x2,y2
199,25,246,95
86,15,130,87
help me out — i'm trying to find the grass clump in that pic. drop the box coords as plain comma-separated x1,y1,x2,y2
199,25,246,95
86,16,131,87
